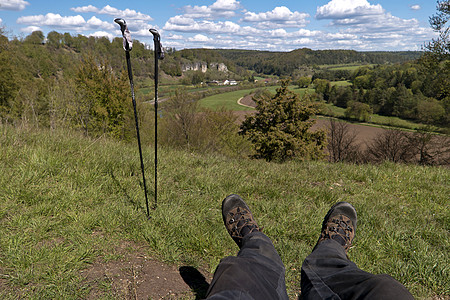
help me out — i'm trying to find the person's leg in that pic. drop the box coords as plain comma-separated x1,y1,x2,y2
206,194,288,300
300,202,414,300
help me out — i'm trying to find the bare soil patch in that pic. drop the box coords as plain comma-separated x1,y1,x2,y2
312,119,388,149
82,241,212,299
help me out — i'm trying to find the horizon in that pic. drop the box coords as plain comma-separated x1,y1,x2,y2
0,0,439,52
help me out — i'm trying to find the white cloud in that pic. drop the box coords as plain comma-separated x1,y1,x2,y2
17,13,115,31
167,15,195,26
166,34,184,40
210,0,240,11
0,0,29,11
99,5,153,21
133,28,156,38
243,6,310,28
21,25,41,33
332,12,419,32
184,5,213,19
164,17,243,35
71,5,98,13
88,31,114,40
410,5,421,11
17,13,86,29
310,0,434,51
183,0,241,19
316,0,384,19
87,16,115,30
71,5,153,21
188,34,212,42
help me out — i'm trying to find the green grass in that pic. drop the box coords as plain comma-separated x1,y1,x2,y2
330,80,352,87
0,125,449,299
199,88,258,111
199,86,314,111
319,64,376,71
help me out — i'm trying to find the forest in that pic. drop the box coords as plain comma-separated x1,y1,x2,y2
311,57,449,127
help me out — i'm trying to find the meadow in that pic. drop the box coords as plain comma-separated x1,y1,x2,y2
198,86,315,111
0,125,448,299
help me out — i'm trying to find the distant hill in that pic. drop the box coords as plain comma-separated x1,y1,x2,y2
178,48,423,76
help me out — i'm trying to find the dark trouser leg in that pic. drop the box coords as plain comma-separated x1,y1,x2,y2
300,240,414,300
206,231,289,300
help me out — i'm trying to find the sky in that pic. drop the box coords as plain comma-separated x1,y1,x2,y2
0,0,440,52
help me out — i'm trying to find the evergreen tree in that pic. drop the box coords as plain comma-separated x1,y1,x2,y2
240,79,326,162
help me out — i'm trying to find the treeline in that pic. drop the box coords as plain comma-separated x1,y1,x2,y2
201,48,423,76
311,57,450,128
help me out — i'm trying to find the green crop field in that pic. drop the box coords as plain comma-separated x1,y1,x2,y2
199,88,257,111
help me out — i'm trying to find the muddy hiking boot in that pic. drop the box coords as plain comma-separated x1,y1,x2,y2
222,194,260,248
315,201,357,253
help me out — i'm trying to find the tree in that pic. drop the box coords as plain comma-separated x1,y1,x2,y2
366,129,415,163
0,29,17,118
407,128,450,165
297,76,311,88
74,55,130,137
24,31,44,44
313,78,330,94
425,0,450,60
240,79,326,162
344,101,372,122
326,119,361,163
163,88,199,148
46,31,62,48
417,98,446,124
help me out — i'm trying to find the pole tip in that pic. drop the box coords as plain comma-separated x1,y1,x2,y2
149,28,160,38
114,18,127,33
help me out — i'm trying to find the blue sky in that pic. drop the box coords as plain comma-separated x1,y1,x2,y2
0,0,439,51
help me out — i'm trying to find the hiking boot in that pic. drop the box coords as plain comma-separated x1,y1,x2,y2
222,194,260,248
314,202,357,253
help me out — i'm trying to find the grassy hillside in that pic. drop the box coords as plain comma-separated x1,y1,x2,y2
0,125,448,299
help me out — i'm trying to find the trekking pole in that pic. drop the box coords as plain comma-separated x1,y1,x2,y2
149,29,164,210
114,18,150,217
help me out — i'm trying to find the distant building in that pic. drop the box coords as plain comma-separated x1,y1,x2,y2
221,79,238,85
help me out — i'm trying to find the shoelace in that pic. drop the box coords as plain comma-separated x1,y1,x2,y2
227,208,259,240
322,215,354,251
